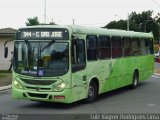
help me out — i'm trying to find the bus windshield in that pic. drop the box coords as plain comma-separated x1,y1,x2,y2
13,40,69,77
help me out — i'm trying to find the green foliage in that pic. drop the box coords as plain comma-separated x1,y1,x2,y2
104,10,160,43
129,11,158,40
0,71,11,79
105,20,127,30
0,74,7,79
0,70,12,73
26,16,40,26
25,16,57,26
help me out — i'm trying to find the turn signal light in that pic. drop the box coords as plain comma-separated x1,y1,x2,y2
54,95,65,99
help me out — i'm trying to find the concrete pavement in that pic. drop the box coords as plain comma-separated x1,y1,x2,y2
0,85,12,91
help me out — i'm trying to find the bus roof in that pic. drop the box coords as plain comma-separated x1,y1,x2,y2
18,25,153,38
71,26,153,38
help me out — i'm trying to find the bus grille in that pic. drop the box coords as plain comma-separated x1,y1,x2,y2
27,93,48,98
26,86,51,91
20,78,56,85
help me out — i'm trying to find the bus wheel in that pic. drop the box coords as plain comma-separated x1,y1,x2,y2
86,81,98,103
131,71,139,89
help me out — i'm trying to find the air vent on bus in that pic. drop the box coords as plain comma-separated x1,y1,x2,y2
26,86,51,91
20,78,56,85
27,93,48,98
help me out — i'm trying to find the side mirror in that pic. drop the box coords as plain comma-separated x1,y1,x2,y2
4,47,8,58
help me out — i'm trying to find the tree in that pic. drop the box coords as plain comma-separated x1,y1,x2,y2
105,20,127,30
26,16,40,26
130,11,156,33
155,13,160,42
104,10,160,42
104,20,140,31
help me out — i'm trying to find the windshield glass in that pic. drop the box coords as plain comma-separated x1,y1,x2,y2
13,40,69,77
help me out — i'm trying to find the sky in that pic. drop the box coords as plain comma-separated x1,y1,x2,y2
0,0,160,29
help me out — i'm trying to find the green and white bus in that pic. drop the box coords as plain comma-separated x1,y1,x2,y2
6,25,154,103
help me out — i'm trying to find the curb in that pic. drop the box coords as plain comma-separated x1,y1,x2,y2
154,73,160,76
0,85,12,91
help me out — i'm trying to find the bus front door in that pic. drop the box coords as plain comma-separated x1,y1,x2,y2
71,38,87,102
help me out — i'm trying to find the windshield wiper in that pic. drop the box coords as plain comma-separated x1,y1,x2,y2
24,40,32,50
24,40,33,68
41,40,55,52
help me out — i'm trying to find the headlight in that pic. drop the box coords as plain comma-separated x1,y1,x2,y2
54,83,66,92
14,80,23,89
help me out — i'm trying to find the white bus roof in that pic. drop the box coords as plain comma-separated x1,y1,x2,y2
18,25,153,38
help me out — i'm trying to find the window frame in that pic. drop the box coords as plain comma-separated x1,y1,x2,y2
111,36,123,59
98,35,111,60
86,35,98,61
131,37,141,56
122,37,132,57
72,38,86,72
145,38,154,55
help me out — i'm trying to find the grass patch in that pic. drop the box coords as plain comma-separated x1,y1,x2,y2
0,74,8,79
0,71,12,79
0,73,12,87
0,70,12,73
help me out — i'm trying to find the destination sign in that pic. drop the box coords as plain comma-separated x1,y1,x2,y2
22,31,62,38
16,28,69,40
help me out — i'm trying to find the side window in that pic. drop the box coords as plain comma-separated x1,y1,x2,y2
111,36,122,58
98,35,111,59
77,40,86,63
72,39,86,72
145,38,153,54
132,38,140,56
123,37,132,57
87,35,98,61
140,38,147,55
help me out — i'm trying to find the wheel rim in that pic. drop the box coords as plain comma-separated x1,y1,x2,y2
88,86,94,98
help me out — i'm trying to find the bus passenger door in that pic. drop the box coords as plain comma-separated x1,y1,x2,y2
71,38,87,102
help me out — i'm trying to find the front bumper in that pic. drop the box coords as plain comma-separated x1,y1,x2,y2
12,85,72,103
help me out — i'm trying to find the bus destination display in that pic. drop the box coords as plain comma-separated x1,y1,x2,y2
16,28,69,40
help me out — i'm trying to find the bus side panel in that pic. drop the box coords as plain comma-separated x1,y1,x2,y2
107,59,122,90
139,55,154,81
70,70,87,102
121,57,133,87
86,60,114,94
109,58,133,90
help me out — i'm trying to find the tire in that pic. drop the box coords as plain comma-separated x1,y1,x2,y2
131,71,139,89
86,81,98,103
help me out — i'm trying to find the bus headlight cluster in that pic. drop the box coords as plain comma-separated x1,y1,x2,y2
54,83,66,92
14,80,23,89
